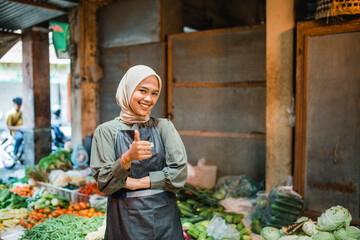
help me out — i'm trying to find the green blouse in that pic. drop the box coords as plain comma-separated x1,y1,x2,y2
90,118,188,195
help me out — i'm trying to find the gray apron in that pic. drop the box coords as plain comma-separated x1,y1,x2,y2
105,119,183,240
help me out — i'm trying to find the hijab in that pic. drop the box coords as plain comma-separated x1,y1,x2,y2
116,65,161,124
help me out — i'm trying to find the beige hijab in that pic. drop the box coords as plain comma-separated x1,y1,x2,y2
116,65,161,124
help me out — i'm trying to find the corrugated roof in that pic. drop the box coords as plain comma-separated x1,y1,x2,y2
0,0,78,32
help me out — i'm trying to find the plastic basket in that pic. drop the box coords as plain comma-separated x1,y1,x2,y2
37,182,89,203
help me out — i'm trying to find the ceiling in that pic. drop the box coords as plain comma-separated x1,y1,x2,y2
0,0,78,32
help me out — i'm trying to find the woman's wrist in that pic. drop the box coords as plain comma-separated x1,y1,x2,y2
120,152,132,170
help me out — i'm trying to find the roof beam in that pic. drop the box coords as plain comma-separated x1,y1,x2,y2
4,0,68,13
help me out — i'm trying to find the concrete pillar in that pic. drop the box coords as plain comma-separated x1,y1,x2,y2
266,0,295,191
22,27,52,165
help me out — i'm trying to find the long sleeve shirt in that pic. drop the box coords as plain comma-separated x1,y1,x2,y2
90,118,188,195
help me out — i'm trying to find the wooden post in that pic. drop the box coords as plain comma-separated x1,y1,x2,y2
22,27,52,165
266,0,295,191
69,1,102,147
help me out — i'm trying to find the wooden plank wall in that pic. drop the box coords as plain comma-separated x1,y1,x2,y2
168,26,266,181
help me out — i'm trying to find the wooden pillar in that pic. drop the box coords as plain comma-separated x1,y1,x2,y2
69,1,102,147
22,27,52,165
69,0,102,147
266,0,295,191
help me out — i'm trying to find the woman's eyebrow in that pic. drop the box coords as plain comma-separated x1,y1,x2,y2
139,86,159,92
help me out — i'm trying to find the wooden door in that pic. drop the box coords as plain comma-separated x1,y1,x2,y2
294,20,360,223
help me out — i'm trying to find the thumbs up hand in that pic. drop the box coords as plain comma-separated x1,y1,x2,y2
120,130,152,169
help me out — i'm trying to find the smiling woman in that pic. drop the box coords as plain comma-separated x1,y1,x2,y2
90,65,187,240
130,75,160,117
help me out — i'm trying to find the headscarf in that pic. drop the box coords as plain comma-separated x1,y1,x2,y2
116,65,161,124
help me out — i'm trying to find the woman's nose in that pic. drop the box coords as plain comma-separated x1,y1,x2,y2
144,94,151,101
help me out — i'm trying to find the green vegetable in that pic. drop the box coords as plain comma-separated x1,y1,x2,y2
198,230,207,240
261,226,281,240
194,223,207,233
206,237,215,240
278,236,298,240
241,236,252,240
302,220,319,236
295,237,312,240
196,220,210,228
239,227,251,236
51,198,70,209
20,214,104,240
225,215,233,224
251,219,262,234
236,222,245,231
346,226,360,239
0,188,11,202
317,206,352,231
312,232,336,240
183,222,199,239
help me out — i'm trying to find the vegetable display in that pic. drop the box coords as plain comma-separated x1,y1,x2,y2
25,149,73,183
260,205,360,240
20,214,104,240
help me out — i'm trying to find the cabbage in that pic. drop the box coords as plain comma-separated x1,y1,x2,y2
261,226,281,240
295,236,313,240
302,220,319,236
317,206,352,231
334,226,360,240
278,236,298,240
312,232,336,240
346,226,360,239
333,228,349,240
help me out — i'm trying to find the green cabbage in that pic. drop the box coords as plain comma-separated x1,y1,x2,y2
295,236,313,240
302,220,319,236
334,226,360,240
333,228,349,240
261,226,281,240
278,236,298,240
312,232,336,240
317,206,352,231
346,226,360,239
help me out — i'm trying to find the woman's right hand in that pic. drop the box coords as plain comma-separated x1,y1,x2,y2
120,130,152,169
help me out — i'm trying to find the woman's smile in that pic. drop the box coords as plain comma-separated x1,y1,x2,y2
130,75,160,116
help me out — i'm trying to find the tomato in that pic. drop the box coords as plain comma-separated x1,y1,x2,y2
73,203,81,211
33,215,41,221
43,208,51,214
68,205,74,211
51,211,59,218
87,212,94,218
26,224,32,230
79,202,87,210
19,218,25,226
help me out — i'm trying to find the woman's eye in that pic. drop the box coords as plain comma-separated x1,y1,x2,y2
152,92,158,96
139,89,146,93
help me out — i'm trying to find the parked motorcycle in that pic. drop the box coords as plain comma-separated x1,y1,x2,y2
0,129,24,169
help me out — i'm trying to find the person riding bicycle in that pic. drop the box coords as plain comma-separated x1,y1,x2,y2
5,97,23,159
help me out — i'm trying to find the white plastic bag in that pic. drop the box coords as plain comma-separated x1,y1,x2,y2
207,214,240,240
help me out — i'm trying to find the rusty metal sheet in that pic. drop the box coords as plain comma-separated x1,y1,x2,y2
128,43,165,118
99,47,127,123
172,28,266,83
173,87,265,133
304,32,360,220
98,0,160,48
182,136,265,182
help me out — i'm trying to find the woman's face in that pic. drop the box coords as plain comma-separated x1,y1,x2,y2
130,75,160,116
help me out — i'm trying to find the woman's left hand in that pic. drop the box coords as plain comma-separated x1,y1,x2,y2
123,176,150,190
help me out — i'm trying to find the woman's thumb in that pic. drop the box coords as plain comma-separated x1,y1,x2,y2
134,130,140,141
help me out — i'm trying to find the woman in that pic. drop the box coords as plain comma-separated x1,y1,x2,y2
90,65,187,240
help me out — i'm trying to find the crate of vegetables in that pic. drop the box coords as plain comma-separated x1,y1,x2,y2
37,182,89,203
